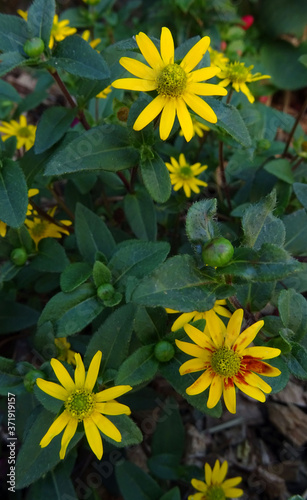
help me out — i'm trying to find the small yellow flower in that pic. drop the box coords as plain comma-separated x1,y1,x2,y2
189,459,243,500
176,309,281,413
81,30,101,50
179,115,210,138
25,206,72,249
96,85,113,99
0,115,36,151
112,27,227,142
36,351,132,459
166,299,231,332
17,9,28,20
217,62,270,103
0,221,7,237
0,189,39,238
208,47,229,71
54,338,76,365
49,15,77,49
165,153,208,198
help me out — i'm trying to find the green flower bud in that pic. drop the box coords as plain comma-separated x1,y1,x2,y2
202,237,234,267
257,138,271,151
154,340,175,362
97,283,115,301
24,369,45,392
23,37,45,57
10,247,28,266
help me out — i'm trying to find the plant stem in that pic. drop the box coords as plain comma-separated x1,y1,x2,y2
48,185,75,220
226,88,233,104
218,141,232,211
29,200,73,233
291,157,305,171
283,94,307,157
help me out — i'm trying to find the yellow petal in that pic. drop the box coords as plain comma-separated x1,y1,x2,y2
176,98,194,141
239,82,254,103
84,350,102,391
242,346,281,360
205,462,212,485
186,369,214,395
96,385,132,402
244,372,272,394
222,477,242,489
175,339,209,360
159,98,176,140
212,459,221,483
205,310,226,347
189,82,227,96
135,31,164,70
213,305,231,318
225,309,244,348
233,320,264,354
84,416,103,459
40,411,70,448
36,378,68,401
190,66,221,82
119,56,156,79
133,95,166,131
207,374,223,408
97,401,131,415
74,353,85,388
184,323,215,350
51,358,75,392
112,77,157,91
218,460,228,483
59,417,78,459
179,358,208,375
171,312,196,330
160,27,174,65
223,379,236,414
92,412,121,442
180,36,210,74
191,479,207,493
234,377,266,402
183,93,217,123
223,488,243,498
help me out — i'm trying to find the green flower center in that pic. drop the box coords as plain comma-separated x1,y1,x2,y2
19,126,31,138
156,63,187,97
206,485,226,500
31,221,47,237
179,165,193,179
65,389,96,421
225,62,251,83
211,346,241,377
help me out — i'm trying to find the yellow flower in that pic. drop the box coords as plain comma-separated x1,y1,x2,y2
0,221,7,237
180,115,210,138
17,9,28,20
36,351,132,459
208,47,229,71
165,153,208,198
112,27,227,142
176,309,281,413
49,15,77,49
0,188,39,238
0,115,36,151
96,85,113,99
217,62,270,103
81,30,101,50
189,459,243,500
54,338,76,365
166,299,231,332
25,206,72,249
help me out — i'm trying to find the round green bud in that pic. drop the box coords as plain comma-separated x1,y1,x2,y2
257,138,271,151
23,37,45,57
24,369,45,392
97,283,115,301
10,247,28,266
202,237,234,267
154,341,175,362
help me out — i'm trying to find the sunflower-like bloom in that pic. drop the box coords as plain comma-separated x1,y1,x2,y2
217,62,270,103
96,85,113,99
165,153,208,198
112,27,227,142
81,30,101,50
36,351,132,459
49,15,77,49
189,459,243,500
0,188,39,238
208,47,229,71
167,299,231,332
25,206,72,248
0,115,36,151
179,115,210,138
54,338,76,365
176,309,281,413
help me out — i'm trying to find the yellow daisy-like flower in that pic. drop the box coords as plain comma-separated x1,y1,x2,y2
0,188,39,238
208,47,229,71
217,62,270,103
81,30,101,50
96,85,113,99
25,206,72,249
112,27,227,142
166,299,231,332
176,309,281,413
179,115,210,138
165,153,208,198
49,15,77,49
36,351,132,460
54,338,76,365
189,459,243,500
0,115,36,151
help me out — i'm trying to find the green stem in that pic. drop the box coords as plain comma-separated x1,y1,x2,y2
218,141,232,211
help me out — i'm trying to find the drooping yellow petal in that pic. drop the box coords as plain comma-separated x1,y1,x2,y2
180,36,210,74
234,378,266,402
96,385,132,402
207,374,223,408
224,309,244,348
50,358,75,392
233,320,264,354
84,350,102,392
159,98,176,140
176,98,195,142
223,379,236,414
84,416,103,459
133,95,166,130
135,31,164,70
36,379,68,401
239,82,254,103
119,56,156,80
186,369,214,395
160,27,174,65
179,358,209,375
91,412,121,442
244,372,272,393
59,417,78,459
183,93,218,123
74,353,86,388
40,411,70,448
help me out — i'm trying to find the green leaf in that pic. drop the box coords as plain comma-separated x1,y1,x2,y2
115,345,159,386
160,488,181,500
186,198,219,244
75,203,116,263
0,79,21,102
93,261,112,287
236,281,276,312
35,107,77,154
102,414,142,448
44,124,139,175
33,384,63,414
293,182,307,209
16,407,82,489
85,303,136,371
31,239,70,273
140,151,172,203
0,159,28,227
27,0,55,47
283,209,307,255
264,159,294,184
299,55,307,68
116,461,162,500
258,356,289,393
0,51,27,77
278,288,307,342
286,343,307,380
60,262,92,292
206,97,252,147
38,283,103,337
148,454,181,480
50,35,110,80
134,306,167,344
0,14,30,53
151,398,185,458
242,190,286,250
124,187,157,241
261,40,307,90
110,240,170,289
257,0,307,38
0,299,39,334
